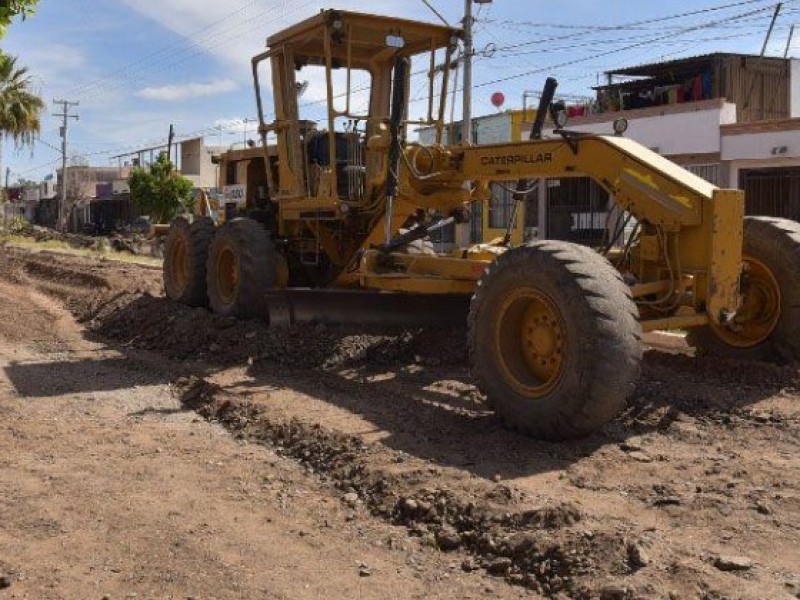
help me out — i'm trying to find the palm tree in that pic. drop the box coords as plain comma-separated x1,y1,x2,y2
0,51,44,194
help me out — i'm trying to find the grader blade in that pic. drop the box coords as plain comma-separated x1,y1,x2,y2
264,290,470,328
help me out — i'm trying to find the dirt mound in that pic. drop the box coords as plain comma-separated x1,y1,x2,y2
178,376,639,598
89,292,467,369
3,248,467,371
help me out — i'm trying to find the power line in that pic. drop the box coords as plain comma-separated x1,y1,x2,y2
471,3,782,91
66,0,269,98
419,0,451,27
486,0,790,54
481,0,787,32
63,0,311,106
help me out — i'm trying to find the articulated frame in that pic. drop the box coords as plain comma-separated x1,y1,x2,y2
355,133,745,332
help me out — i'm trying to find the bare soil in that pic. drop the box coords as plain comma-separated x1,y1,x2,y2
1,247,799,600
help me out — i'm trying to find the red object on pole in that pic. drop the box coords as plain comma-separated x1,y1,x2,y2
491,92,505,108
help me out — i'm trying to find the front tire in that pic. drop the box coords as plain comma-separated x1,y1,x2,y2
687,217,800,362
206,218,278,319
468,241,642,441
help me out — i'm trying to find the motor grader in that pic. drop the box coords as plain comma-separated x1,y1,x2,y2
163,10,800,441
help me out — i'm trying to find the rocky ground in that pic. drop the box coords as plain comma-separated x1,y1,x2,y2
0,247,798,599
1,221,163,257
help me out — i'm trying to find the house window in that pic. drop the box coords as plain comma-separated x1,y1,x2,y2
684,163,722,186
226,161,237,186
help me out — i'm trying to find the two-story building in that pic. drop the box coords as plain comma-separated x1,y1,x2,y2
422,53,800,246
545,53,800,240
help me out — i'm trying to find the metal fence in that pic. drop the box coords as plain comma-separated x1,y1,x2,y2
546,177,610,246
739,167,800,221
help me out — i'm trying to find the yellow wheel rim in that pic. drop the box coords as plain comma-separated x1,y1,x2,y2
216,245,239,305
712,256,781,348
169,236,189,295
494,288,567,398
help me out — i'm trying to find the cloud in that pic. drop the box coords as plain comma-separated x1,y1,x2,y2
137,79,238,101
119,0,424,70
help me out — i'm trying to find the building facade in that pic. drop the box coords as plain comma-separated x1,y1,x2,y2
420,53,800,246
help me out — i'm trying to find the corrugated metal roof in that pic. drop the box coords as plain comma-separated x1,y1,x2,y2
604,52,787,78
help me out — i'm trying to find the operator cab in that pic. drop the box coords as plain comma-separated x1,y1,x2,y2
251,10,460,216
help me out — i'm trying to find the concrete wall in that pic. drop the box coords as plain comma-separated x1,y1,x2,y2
473,113,512,145
180,138,203,177
418,111,524,146
792,59,800,118
722,130,800,162
549,102,738,155
179,138,224,189
722,124,800,186
58,166,131,200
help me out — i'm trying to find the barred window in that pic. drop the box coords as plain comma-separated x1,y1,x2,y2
684,163,722,186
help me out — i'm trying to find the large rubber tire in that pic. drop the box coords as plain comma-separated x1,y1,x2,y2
468,240,642,441
687,217,800,362
206,218,277,319
163,216,215,307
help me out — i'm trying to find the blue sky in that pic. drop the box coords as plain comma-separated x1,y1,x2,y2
3,0,798,181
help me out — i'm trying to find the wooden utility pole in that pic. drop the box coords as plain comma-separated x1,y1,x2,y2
167,124,175,165
462,0,493,146
53,99,79,231
462,0,474,146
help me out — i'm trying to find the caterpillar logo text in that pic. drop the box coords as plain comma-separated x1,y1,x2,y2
480,153,554,167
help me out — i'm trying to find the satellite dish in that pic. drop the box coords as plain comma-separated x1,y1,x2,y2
491,91,505,109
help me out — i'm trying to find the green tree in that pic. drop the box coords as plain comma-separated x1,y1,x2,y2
0,0,38,37
0,51,44,199
129,152,195,223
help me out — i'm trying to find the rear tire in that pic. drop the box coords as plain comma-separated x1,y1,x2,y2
163,216,215,307
206,218,278,319
468,241,642,441
687,216,800,362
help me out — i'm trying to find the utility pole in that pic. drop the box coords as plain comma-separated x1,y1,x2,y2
167,124,175,165
53,99,79,231
461,0,474,146
744,3,782,118
461,0,492,146
761,2,783,56
785,24,796,58
460,0,491,247
242,117,256,146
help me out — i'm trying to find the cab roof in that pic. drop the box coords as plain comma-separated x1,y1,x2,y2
266,9,460,66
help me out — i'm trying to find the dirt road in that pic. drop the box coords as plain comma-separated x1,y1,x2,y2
0,256,524,599
0,247,799,599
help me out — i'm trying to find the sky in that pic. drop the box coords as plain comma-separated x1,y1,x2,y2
2,0,799,182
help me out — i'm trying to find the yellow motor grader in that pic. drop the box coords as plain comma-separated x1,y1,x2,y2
163,10,800,441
